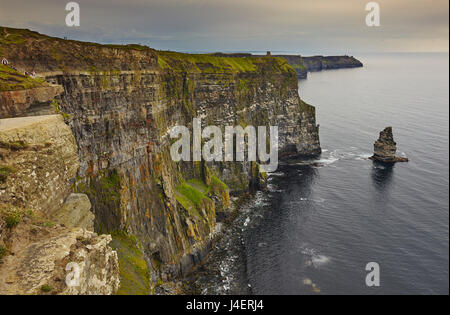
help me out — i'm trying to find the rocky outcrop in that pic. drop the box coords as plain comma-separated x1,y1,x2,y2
52,193,95,231
0,226,119,295
369,127,408,163
0,115,78,215
0,27,321,293
0,114,119,294
0,85,64,118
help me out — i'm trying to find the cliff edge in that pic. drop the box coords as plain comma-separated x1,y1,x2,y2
0,26,321,294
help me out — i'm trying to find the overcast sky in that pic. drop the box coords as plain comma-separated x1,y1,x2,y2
0,0,448,54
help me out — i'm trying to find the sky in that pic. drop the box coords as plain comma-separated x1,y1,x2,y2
0,0,448,54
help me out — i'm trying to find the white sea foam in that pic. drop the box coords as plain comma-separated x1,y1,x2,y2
316,157,339,165
301,246,331,268
311,255,330,267
355,153,372,160
268,171,284,177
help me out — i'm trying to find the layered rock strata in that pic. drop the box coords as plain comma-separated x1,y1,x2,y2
369,127,408,163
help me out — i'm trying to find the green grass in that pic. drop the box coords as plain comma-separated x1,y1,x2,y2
299,99,316,115
110,231,151,295
186,179,210,194
0,140,29,151
157,51,296,76
104,43,149,51
42,221,55,228
98,171,121,201
176,176,230,218
1,27,149,51
0,32,26,45
291,61,307,72
211,175,228,191
0,64,47,91
0,245,7,261
0,165,15,183
238,78,251,92
175,182,211,220
158,51,258,73
4,210,22,228
40,284,52,293
176,182,209,207
51,99,71,120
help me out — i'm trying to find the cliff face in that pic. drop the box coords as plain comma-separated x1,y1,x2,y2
0,115,119,295
0,27,320,293
274,55,363,79
302,55,363,72
272,55,308,79
212,53,363,80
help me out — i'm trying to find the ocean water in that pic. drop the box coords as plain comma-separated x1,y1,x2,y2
189,53,449,295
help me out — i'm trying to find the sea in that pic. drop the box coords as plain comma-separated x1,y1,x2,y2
187,53,449,295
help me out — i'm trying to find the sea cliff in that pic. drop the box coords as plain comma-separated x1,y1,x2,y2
212,53,363,79
274,55,363,79
0,27,320,294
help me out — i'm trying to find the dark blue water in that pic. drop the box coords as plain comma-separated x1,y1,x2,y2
241,53,449,294
189,53,449,295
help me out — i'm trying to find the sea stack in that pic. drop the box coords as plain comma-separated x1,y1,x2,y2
369,127,408,163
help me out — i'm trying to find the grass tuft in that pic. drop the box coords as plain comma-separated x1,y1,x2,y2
40,284,52,293
0,165,16,183
110,231,151,295
4,210,22,228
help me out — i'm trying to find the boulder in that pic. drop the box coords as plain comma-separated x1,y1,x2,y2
52,193,95,231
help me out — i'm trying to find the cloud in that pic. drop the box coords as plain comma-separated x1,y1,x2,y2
0,0,448,53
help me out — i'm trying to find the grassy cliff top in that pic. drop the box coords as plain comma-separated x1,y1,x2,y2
0,27,158,73
0,27,152,52
0,64,47,92
0,26,297,76
157,51,296,75
272,55,307,72
303,55,363,66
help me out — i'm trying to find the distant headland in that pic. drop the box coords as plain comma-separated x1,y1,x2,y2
212,52,363,79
